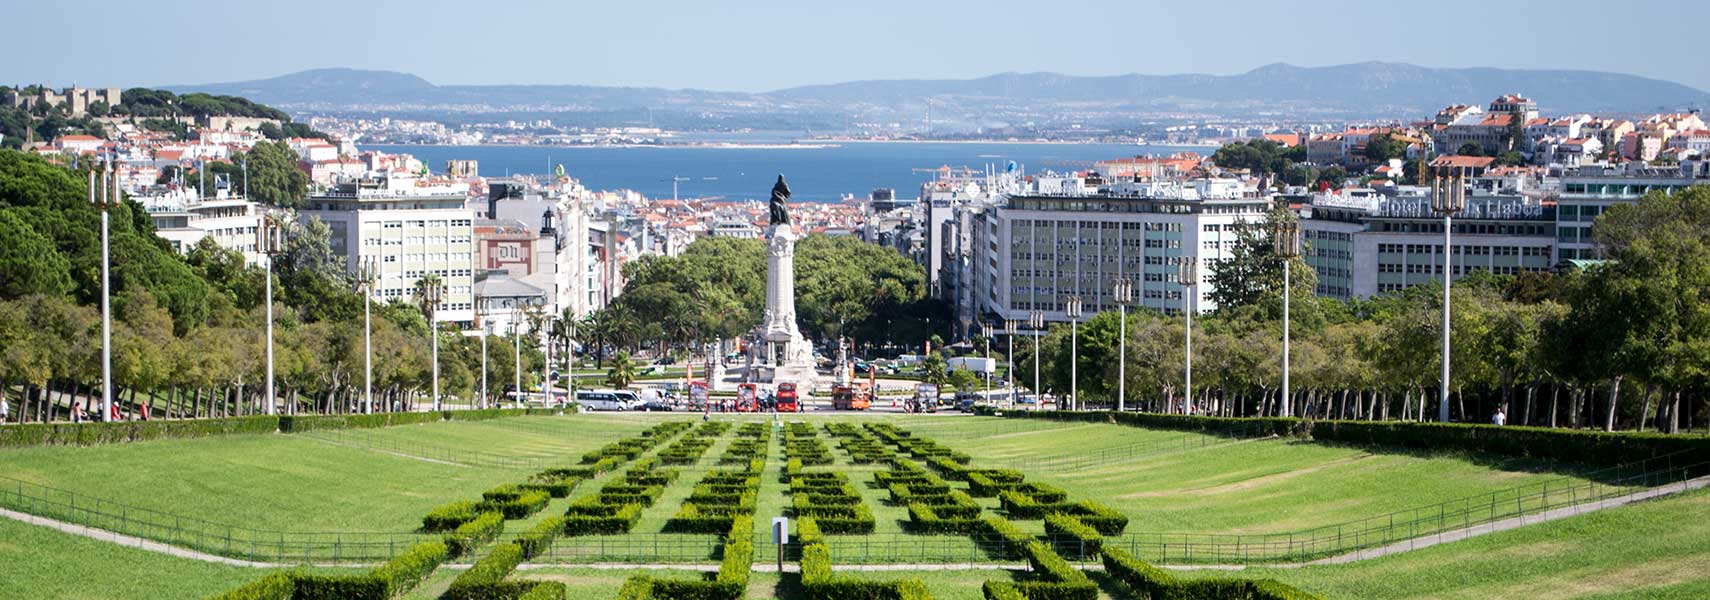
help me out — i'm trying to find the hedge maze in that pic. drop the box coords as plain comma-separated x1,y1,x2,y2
209,420,694,600
620,423,769,599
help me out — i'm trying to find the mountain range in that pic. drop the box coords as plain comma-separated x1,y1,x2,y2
169,62,1710,126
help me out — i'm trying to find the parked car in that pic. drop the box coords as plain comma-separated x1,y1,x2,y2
576,391,625,411
640,399,673,411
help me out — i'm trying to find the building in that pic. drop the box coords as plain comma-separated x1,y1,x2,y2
1302,188,1555,299
1552,164,1710,261
5,86,121,116
136,188,266,264
968,178,1272,328
300,180,478,326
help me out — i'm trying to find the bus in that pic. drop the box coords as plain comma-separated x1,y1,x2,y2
736,383,760,412
909,383,939,413
776,382,799,412
831,384,870,410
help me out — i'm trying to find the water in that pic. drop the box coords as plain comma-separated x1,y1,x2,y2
365,141,1213,202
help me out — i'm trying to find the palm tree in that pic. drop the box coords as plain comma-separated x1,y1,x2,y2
606,352,636,389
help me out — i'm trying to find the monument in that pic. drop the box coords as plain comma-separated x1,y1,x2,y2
751,175,817,383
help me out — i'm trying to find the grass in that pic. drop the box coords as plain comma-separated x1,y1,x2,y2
913,417,1622,535
0,516,354,600
1180,488,1710,600
0,416,647,533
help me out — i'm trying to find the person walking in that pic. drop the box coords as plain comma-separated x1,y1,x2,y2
0,398,9,424
1492,406,1507,426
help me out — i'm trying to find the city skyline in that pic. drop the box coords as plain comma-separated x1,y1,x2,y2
4,0,1707,93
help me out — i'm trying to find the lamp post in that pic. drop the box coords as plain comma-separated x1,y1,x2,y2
1065,296,1082,411
1178,257,1198,415
481,319,491,409
981,322,993,402
1028,309,1044,406
1113,278,1134,412
357,257,378,414
1004,319,1017,394
90,164,117,422
1272,220,1301,418
258,215,284,415
511,304,523,409
418,278,445,412
1431,165,1468,423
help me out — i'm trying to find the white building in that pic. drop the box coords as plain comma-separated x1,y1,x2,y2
301,181,477,325
138,188,266,265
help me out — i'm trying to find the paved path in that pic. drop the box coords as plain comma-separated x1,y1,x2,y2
3,474,1705,572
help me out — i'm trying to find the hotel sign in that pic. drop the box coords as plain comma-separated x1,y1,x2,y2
1376,198,1549,220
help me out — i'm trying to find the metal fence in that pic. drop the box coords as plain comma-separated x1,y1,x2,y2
1109,455,1708,564
0,476,430,564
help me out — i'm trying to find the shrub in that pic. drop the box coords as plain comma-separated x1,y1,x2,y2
1102,547,1178,599
516,581,569,600
520,477,578,498
982,516,1033,560
373,540,449,595
1024,541,1089,585
518,516,567,558
422,501,480,531
208,572,295,600
1044,514,1102,558
444,511,504,557
982,581,1027,600
1072,501,1128,536
478,490,551,519
287,573,387,600
444,542,524,600
563,503,642,535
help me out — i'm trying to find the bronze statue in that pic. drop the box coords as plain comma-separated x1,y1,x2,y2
768,174,791,226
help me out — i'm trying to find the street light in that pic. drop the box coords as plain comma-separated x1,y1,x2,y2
90,164,118,422
1272,220,1301,418
1113,278,1135,412
1028,309,1044,406
481,319,491,409
981,322,993,402
1004,319,1017,397
258,215,284,415
417,278,445,412
1178,257,1198,415
511,303,523,409
1430,165,1469,423
1065,296,1083,411
356,256,379,414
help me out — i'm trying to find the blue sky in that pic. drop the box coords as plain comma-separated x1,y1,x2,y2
5,0,1707,92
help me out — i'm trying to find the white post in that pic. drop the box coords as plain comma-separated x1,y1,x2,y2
1184,291,1192,415
363,282,372,415
480,322,489,409
264,234,275,415
1118,303,1127,413
431,319,440,412
1282,260,1291,418
100,169,113,422
1070,317,1078,411
513,312,522,410
1440,212,1452,423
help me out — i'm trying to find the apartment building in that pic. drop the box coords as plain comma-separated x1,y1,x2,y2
301,180,478,326
969,179,1272,326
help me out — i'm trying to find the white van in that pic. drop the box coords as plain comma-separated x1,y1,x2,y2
612,390,642,410
575,391,625,411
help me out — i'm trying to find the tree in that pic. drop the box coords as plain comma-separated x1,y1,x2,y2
1363,133,1407,162
606,352,636,389
1206,207,1318,320
1495,151,1525,167
1456,143,1484,157
0,210,72,298
920,353,949,387
239,141,309,208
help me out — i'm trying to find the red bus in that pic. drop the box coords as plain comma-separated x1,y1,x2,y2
776,382,799,412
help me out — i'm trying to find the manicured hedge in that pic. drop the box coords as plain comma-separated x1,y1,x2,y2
478,490,551,519
981,516,1034,560
422,500,481,531
1044,514,1101,558
287,573,388,600
563,503,643,534
800,536,932,600
1002,410,1710,473
445,511,505,557
0,408,554,448
373,540,450,595
445,542,524,600
1102,547,1324,600
208,572,294,600
518,516,568,558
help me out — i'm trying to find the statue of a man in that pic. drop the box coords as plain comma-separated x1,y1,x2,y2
768,174,791,226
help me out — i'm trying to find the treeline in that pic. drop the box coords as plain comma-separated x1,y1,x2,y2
0,150,541,422
1012,188,1710,433
587,234,949,356
0,87,326,146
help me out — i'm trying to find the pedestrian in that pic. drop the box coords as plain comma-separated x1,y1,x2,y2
0,398,9,424
71,401,82,424
1492,406,1507,426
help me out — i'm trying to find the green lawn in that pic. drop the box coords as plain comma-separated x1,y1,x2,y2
0,416,645,534
912,418,1620,535
0,517,353,600
1186,488,1710,599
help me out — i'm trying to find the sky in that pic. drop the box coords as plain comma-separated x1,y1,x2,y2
5,0,1708,92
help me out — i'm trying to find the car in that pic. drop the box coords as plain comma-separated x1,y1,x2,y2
1016,394,1039,405
640,399,673,411
653,356,677,366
